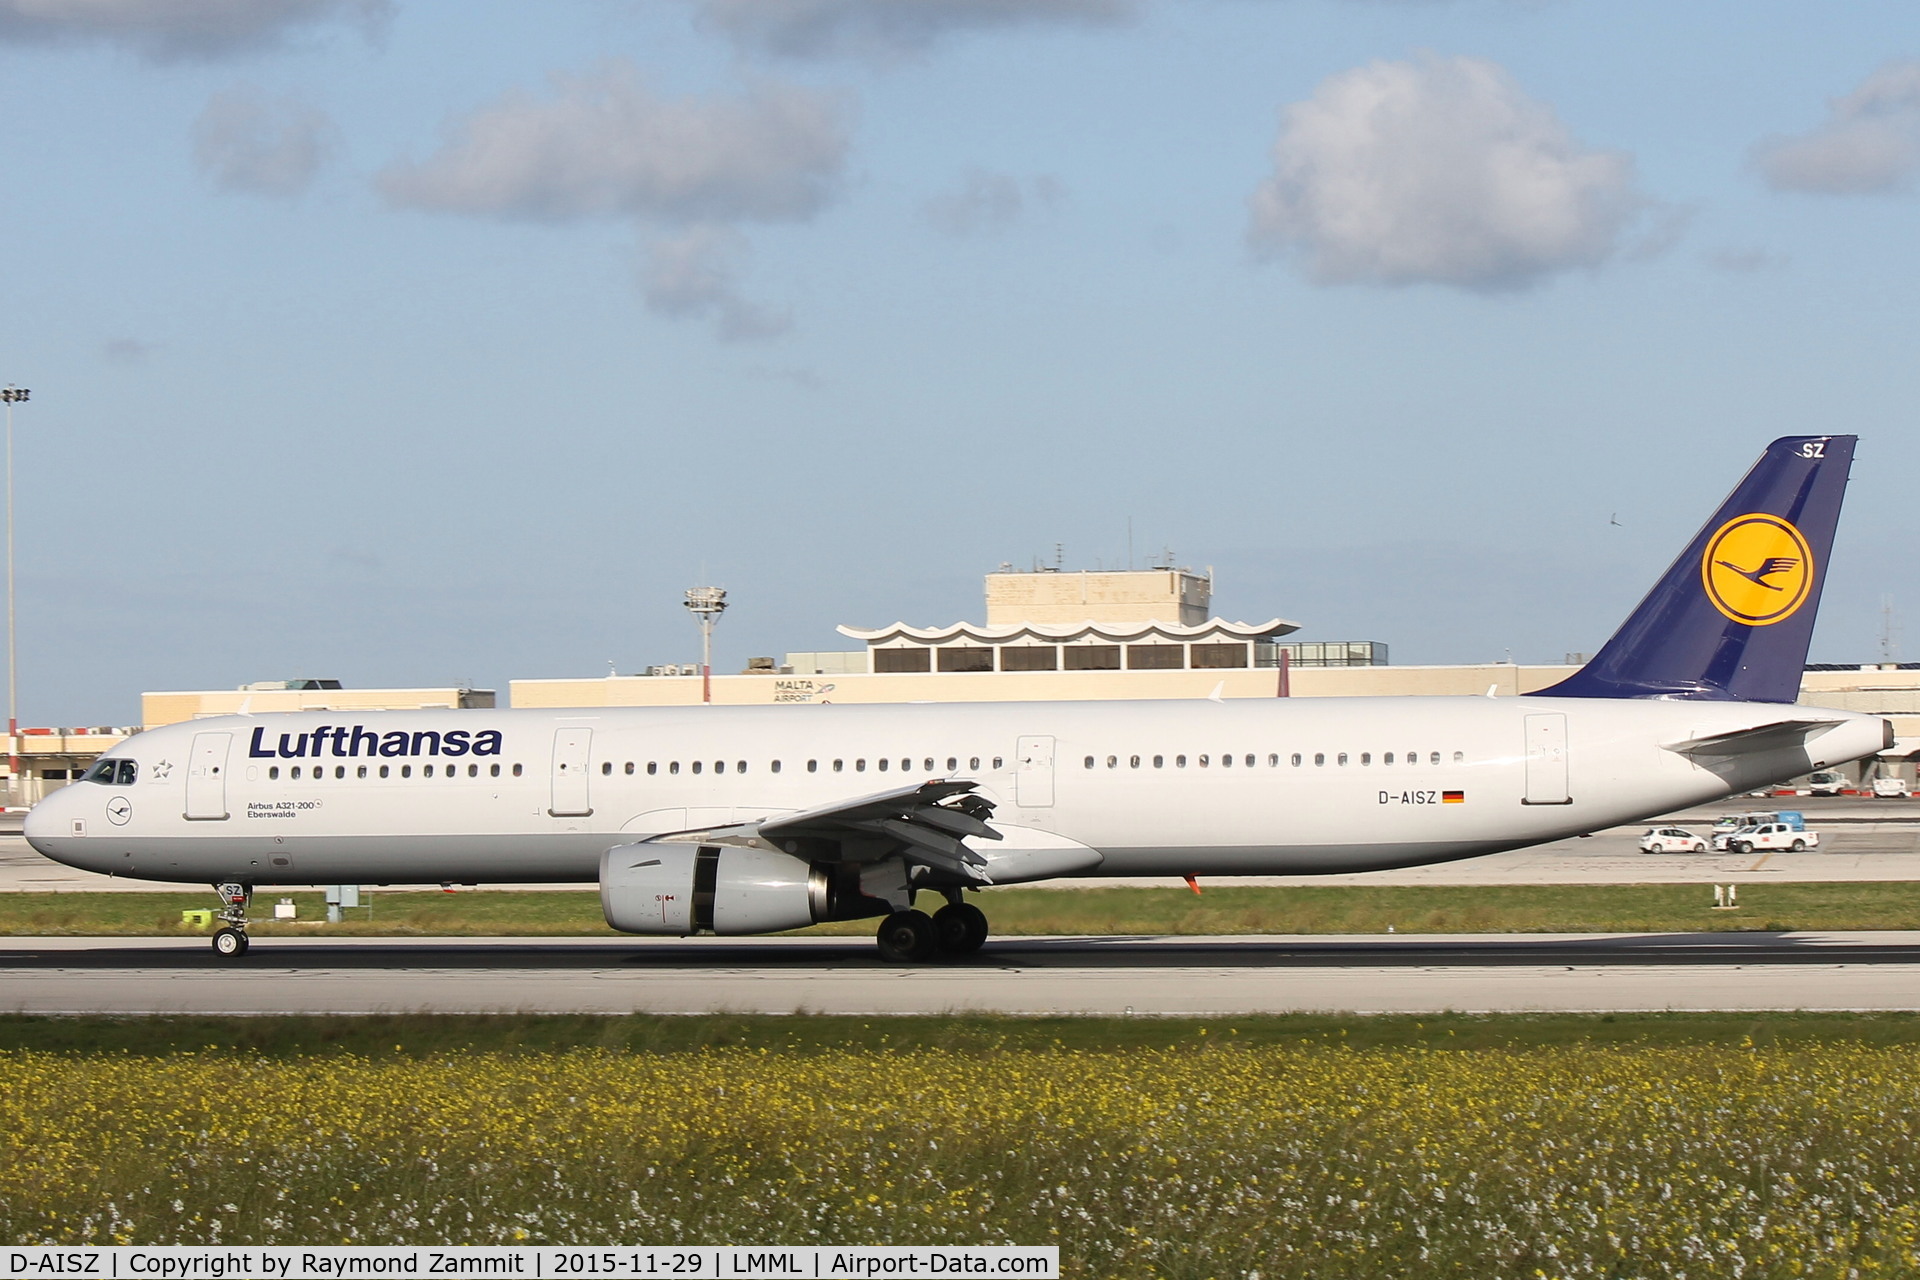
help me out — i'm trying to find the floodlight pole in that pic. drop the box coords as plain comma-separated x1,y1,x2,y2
684,586,728,705
1,386,27,805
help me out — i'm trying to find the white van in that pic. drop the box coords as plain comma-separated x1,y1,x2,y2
1808,771,1846,796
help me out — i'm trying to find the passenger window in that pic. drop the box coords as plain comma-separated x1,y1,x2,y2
969,757,981,771
901,758,911,772
1246,754,1256,768
512,763,523,777
468,763,478,777
1107,755,1118,769
401,765,412,778
715,761,726,774
1453,751,1464,763
1384,752,1395,765
1084,756,1095,769
1153,755,1164,769
833,759,844,772
291,766,303,780
879,758,890,772
379,765,389,779
1131,755,1141,768
923,758,934,772
947,757,958,772
992,757,1002,769
808,760,819,773
738,761,748,775
601,762,612,776
1314,753,1325,767
356,765,367,778
692,761,703,775
269,766,280,780
670,762,681,775
1338,753,1348,766
1431,752,1441,765
1360,753,1371,766
336,765,346,779
424,764,434,778
625,761,635,775
1221,754,1232,768
771,761,781,774
1408,751,1418,766
491,763,501,778
1199,754,1210,768
1176,755,1188,768
1291,753,1302,767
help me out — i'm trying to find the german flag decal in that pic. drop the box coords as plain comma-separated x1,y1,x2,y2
1442,791,1465,804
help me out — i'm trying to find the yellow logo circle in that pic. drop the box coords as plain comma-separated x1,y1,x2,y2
1701,514,1814,626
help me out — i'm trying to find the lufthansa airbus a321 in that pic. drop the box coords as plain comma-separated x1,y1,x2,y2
26,437,1889,962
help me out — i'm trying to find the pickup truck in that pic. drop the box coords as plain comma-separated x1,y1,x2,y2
1713,823,1819,854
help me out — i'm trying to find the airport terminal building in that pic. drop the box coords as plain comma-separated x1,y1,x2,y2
12,565,1920,799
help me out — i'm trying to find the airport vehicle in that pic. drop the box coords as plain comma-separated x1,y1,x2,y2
1712,809,1805,835
1639,827,1709,854
1714,823,1818,854
1873,777,1911,798
24,436,1892,961
1808,770,1846,796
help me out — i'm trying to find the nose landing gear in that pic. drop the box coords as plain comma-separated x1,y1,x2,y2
210,882,252,958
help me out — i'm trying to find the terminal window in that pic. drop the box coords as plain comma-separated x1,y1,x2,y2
1000,645,1058,671
937,647,994,672
1191,643,1250,669
874,647,932,673
1127,644,1183,670
1065,645,1122,671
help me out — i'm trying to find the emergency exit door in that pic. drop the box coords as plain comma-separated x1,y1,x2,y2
1015,735,1056,807
184,732,231,821
549,727,594,817
1522,713,1571,805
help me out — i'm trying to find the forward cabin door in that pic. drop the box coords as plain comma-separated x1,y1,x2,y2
1523,713,1571,805
1015,735,1056,807
549,727,594,817
184,732,232,821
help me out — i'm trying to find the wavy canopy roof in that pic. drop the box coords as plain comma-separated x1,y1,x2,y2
839,617,1300,645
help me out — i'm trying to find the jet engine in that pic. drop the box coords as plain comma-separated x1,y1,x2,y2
601,842,847,936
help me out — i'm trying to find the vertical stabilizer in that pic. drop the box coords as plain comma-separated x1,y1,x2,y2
1539,436,1855,703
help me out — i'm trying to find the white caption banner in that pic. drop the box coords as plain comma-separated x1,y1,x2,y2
1,1247,1059,1280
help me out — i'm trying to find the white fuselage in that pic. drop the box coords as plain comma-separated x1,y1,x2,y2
23,695,1887,888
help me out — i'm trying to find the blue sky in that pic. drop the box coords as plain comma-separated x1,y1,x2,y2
2,0,1917,724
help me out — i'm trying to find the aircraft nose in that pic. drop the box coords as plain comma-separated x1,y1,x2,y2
22,786,72,851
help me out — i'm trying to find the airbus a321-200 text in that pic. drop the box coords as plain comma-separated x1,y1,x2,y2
27,437,1889,962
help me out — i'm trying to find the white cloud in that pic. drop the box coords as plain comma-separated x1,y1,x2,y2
378,63,851,226
695,0,1135,60
922,169,1063,236
640,226,791,343
1755,60,1920,195
0,0,387,60
1248,53,1646,291
193,86,335,197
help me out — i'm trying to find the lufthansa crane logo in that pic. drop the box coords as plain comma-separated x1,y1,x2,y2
1702,513,1814,626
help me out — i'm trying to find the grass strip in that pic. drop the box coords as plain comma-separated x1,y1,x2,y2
9,1021,1920,1275
8,881,1920,937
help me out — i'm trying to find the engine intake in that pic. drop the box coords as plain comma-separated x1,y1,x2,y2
600,842,834,936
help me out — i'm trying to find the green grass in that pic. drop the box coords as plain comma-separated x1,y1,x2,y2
8,880,1920,937
9,1009,1920,1057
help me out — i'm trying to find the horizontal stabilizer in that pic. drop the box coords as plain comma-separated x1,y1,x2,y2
1663,718,1849,758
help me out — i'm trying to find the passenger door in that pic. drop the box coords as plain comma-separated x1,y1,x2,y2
184,732,232,821
549,727,593,817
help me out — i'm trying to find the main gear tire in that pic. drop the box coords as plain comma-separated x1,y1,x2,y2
875,910,941,963
933,902,989,955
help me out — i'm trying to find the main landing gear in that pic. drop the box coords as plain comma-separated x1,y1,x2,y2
874,893,990,964
210,882,252,958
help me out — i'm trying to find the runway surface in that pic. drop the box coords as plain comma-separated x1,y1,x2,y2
9,932,1920,1016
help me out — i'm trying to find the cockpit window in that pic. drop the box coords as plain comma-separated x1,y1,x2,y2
83,759,137,785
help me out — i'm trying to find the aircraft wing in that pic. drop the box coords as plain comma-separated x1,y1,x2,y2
651,779,1004,883
1662,718,1851,758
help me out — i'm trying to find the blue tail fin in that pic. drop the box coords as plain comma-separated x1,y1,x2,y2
1539,435,1855,703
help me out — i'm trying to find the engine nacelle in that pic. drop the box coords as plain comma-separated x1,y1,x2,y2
600,842,833,936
